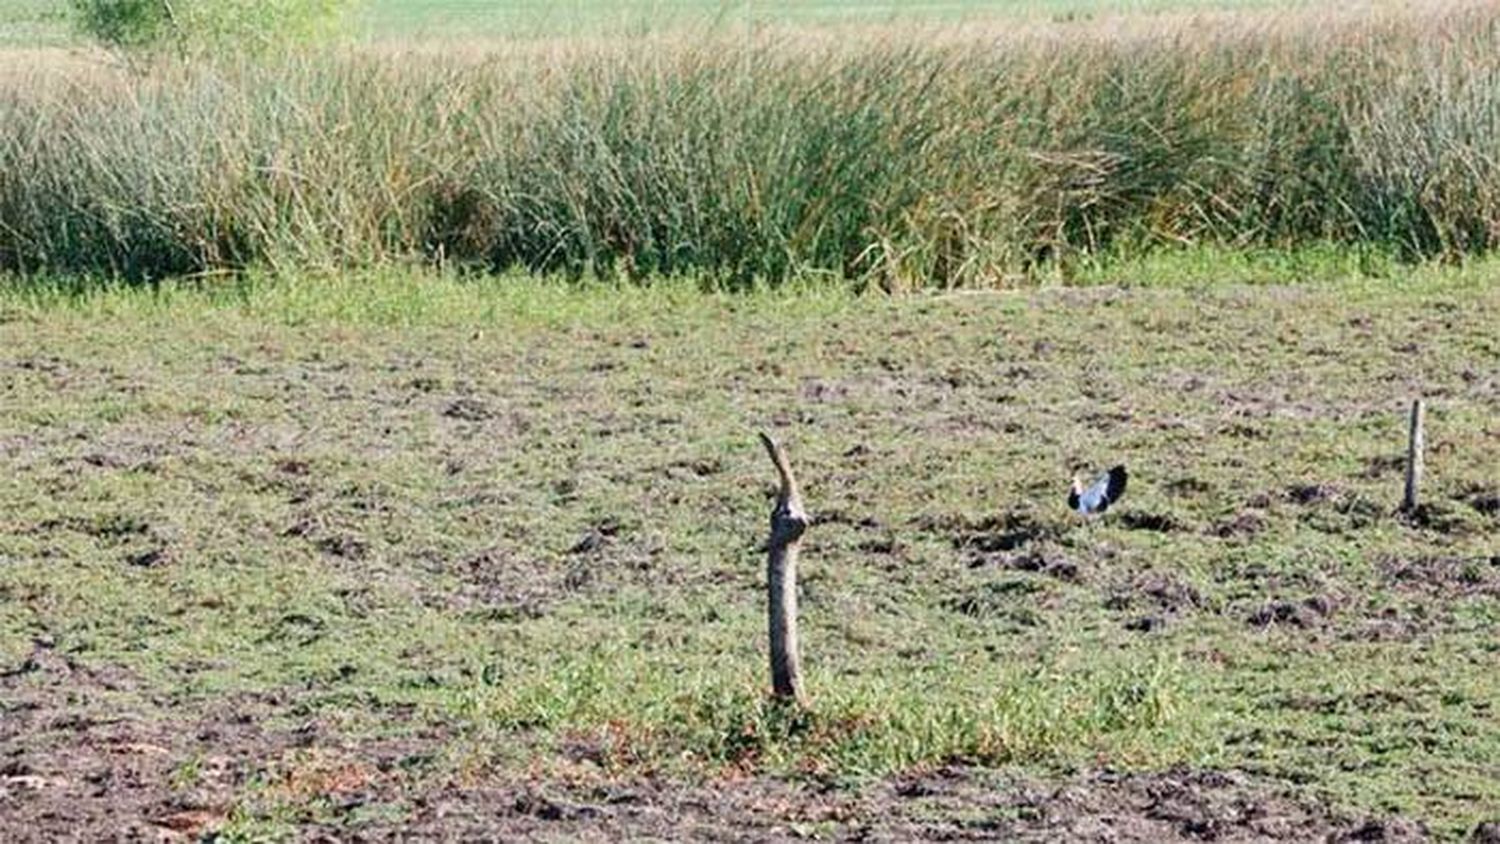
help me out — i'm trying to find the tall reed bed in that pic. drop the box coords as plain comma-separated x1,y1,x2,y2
2,4,1499,286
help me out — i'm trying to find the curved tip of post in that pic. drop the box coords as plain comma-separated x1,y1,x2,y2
759,431,785,464
758,430,801,506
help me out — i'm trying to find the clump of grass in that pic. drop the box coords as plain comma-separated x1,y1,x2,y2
450,638,1193,779
3,3,1500,286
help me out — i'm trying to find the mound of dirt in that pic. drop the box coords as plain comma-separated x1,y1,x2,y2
940,510,1064,554
1248,596,1338,629
1107,571,1203,632
1286,483,1343,506
969,544,1080,582
1278,483,1386,533
1471,492,1500,518
1119,510,1189,533
1380,555,1500,597
1211,510,1267,540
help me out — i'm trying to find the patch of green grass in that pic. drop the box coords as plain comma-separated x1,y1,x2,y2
0,0,66,45
2,268,1498,836
350,0,1308,39
1067,243,1409,288
0,0,1312,46
444,609,1196,780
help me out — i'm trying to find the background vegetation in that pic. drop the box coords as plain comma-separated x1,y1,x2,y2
66,0,351,56
0,0,1321,46
2,2,1498,286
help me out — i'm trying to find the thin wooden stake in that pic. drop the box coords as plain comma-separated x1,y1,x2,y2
759,432,808,706
1402,399,1425,514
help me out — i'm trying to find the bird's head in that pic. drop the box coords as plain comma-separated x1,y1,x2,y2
1069,475,1083,496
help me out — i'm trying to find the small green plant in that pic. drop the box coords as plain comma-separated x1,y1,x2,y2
68,0,169,51
168,755,203,790
68,0,352,57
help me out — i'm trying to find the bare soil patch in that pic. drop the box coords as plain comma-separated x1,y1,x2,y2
1107,570,1204,633
1380,554,1500,598
1246,595,1339,630
299,765,1429,842
6,641,1420,843
1,640,441,842
941,510,1067,556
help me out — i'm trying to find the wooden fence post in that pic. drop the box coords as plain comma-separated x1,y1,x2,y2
759,432,808,706
1402,399,1425,514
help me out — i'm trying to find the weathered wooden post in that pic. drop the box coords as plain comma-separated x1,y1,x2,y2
759,432,808,706
1402,399,1425,514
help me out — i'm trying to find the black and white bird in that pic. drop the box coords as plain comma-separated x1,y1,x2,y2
1068,465,1128,515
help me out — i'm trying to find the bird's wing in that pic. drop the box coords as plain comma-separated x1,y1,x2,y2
1079,465,1128,514
1106,465,1128,503
1079,475,1108,513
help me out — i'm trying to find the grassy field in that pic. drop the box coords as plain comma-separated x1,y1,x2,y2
1,269,1497,839
0,0,1309,44
349,0,1306,38
1,0,1498,840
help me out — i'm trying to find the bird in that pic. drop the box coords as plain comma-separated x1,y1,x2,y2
1069,465,1128,515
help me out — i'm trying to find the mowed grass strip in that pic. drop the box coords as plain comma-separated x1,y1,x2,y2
1,270,1497,836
